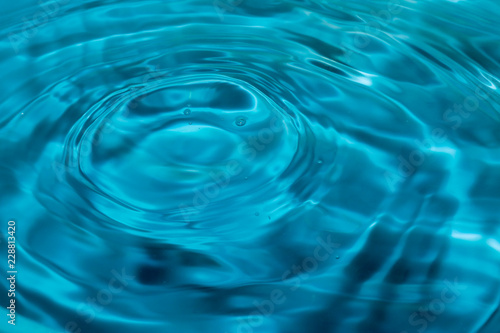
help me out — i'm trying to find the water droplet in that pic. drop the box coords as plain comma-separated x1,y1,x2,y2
317,159,323,164
184,109,191,115
244,176,248,180
336,256,340,259
235,117,246,126
255,212,259,216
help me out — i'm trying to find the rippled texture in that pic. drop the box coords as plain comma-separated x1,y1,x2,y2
1,0,500,332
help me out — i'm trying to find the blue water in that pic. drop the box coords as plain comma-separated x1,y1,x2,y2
1,0,500,332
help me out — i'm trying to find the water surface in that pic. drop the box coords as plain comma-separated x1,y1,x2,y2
0,1,499,332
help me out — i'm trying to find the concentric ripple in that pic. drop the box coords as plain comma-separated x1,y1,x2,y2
64,76,301,234
0,1,499,333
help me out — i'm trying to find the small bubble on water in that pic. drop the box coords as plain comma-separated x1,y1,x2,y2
244,176,248,180
336,256,340,259
184,109,191,115
235,117,246,126
317,159,323,164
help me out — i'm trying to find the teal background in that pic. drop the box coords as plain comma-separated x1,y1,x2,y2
1,1,499,332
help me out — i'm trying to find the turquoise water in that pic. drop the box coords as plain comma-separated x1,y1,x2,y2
1,0,500,332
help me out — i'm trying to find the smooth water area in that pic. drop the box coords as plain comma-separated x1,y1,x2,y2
0,0,499,332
